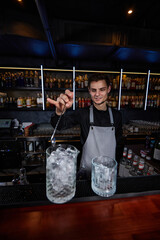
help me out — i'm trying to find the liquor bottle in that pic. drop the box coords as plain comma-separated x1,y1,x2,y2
121,147,128,164
129,155,139,176
61,78,65,88
36,93,40,107
81,98,85,108
147,166,154,176
78,76,81,88
136,158,145,175
25,71,30,87
34,71,39,88
30,71,34,87
26,96,31,108
125,149,133,169
19,168,29,185
46,94,50,109
65,79,69,88
153,136,160,161
49,76,53,89
78,97,82,108
84,74,88,88
58,78,61,88
69,79,72,89
84,97,87,107
81,77,84,89
17,97,23,108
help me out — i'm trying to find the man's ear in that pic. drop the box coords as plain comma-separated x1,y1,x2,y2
107,85,111,94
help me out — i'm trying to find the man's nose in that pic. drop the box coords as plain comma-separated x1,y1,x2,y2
95,90,100,96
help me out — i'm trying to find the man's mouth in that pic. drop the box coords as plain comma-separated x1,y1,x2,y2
93,98,107,105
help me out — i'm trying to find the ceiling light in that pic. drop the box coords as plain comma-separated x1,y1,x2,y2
128,9,133,15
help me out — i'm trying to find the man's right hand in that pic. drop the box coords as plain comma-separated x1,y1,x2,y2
47,89,74,115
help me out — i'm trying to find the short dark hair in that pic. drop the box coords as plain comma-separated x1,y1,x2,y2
88,73,111,88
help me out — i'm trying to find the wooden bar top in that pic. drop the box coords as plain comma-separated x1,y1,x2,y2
0,194,160,240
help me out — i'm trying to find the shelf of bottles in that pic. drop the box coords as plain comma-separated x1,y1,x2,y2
120,72,147,109
0,66,160,111
147,73,160,109
0,67,44,110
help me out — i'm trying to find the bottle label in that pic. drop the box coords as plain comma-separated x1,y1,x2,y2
138,163,144,170
153,148,160,160
17,98,22,108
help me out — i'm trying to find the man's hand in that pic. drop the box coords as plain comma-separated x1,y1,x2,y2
47,89,74,115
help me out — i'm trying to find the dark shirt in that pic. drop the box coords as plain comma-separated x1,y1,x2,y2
50,105,123,162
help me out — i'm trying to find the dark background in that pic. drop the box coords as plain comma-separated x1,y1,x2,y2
1,0,160,71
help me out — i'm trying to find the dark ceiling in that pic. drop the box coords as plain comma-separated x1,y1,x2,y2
1,0,160,70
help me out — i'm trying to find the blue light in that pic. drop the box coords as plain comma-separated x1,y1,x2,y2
114,47,160,63
146,51,159,63
30,40,50,56
115,48,133,61
67,44,85,58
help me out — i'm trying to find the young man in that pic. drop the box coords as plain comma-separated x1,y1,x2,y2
47,74,123,178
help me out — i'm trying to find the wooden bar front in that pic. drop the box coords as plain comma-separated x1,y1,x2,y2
0,194,160,240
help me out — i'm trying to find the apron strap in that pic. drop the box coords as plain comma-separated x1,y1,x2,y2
89,105,114,125
89,105,94,125
108,107,114,125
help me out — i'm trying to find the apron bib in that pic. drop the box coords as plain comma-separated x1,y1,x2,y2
80,105,116,173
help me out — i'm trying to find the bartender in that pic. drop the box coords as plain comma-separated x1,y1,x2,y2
47,74,123,178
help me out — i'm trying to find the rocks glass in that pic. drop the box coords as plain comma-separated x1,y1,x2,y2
91,156,117,197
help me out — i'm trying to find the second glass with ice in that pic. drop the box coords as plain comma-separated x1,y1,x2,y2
46,144,79,204
91,156,117,197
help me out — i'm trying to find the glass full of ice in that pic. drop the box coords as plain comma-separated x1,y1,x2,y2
46,144,79,204
91,156,117,197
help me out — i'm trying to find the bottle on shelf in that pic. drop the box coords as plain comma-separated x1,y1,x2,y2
34,71,39,88
78,97,82,108
125,149,133,169
136,158,145,175
81,97,85,108
25,71,30,87
84,74,88,88
121,146,128,165
153,135,160,161
118,146,128,177
17,97,23,108
147,166,154,176
26,96,31,108
46,94,50,109
30,71,34,87
23,97,26,108
19,168,29,185
129,155,139,176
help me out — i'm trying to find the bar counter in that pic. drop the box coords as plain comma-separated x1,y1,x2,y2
0,192,160,240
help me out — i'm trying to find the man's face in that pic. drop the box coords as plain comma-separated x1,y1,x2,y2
88,80,111,106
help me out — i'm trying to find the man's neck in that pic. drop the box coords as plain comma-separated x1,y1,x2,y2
93,102,107,111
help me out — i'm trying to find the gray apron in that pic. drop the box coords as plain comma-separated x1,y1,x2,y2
80,105,116,173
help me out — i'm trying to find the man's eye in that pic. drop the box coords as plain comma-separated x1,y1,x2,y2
100,88,106,91
91,89,96,92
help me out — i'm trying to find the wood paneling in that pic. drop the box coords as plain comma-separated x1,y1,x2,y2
0,194,160,240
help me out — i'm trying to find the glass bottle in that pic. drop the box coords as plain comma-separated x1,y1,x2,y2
125,149,133,169
129,155,139,176
19,168,29,185
153,136,160,161
136,158,145,175
121,147,128,165
147,166,154,176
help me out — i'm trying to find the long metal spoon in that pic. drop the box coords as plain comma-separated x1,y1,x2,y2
51,106,66,146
